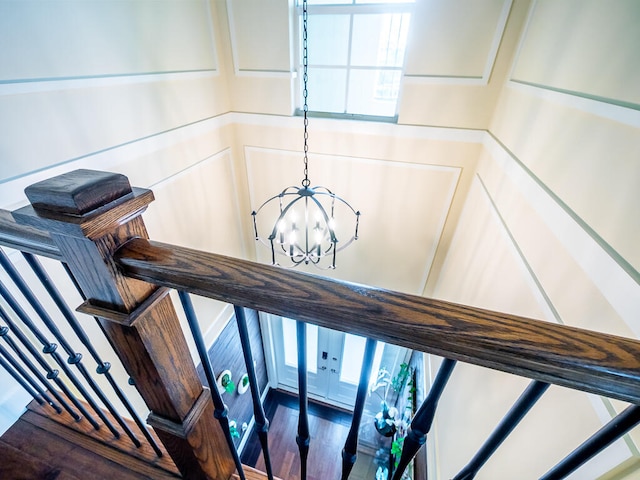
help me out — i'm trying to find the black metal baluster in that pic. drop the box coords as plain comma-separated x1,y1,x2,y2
391,358,457,480
0,251,120,436
341,337,377,480
0,287,100,429
178,291,246,480
21,253,152,449
453,380,549,480
296,320,310,480
0,315,80,420
541,405,640,480
60,261,163,456
234,305,274,480
0,342,47,406
0,339,61,412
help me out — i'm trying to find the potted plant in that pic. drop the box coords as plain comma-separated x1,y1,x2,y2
370,363,414,437
237,373,250,394
216,370,236,394
229,420,240,439
370,368,398,437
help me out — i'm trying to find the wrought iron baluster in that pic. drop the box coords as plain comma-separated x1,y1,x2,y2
341,337,377,480
0,275,105,431
296,320,310,480
0,337,62,412
0,249,121,437
391,358,457,480
541,405,640,480
453,380,549,480
61,261,163,456
178,291,246,480
0,342,48,406
21,253,153,449
234,305,274,480
0,316,80,420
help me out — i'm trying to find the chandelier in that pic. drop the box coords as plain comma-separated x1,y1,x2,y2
251,0,360,269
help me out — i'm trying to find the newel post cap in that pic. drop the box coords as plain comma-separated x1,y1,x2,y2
24,169,133,215
14,169,154,238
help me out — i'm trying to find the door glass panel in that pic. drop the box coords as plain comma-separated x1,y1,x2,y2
282,317,318,373
340,334,366,384
340,335,386,385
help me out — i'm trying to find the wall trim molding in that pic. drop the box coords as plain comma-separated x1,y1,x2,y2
0,113,234,209
229,111,486,142
506,80,640,128
0,70,219,97
226,0,293,78
483,133,640,335
404,0,512,86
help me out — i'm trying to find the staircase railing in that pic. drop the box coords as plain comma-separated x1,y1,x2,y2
2,169,640,480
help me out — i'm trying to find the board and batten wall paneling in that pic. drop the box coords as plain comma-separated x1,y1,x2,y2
224,0,296,115
404,0,512,81
0,1,217,80
245,145,462,295
511,0,640,106
428,170,638,479
491,0,640,276
398,0,529,130
0,0,227,184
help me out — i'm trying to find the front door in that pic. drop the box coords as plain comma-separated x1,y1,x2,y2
270,315,405,409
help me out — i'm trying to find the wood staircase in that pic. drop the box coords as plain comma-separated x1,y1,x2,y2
0,399,180,480
1,394,279,480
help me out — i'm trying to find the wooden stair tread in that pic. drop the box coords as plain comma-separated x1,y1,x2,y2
25,394,180,477
0,438,82,480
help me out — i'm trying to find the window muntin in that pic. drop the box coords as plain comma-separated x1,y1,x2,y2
297,1,414,119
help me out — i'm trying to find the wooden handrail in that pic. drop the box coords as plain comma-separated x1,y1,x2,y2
0,209,61,260
116,237,640,405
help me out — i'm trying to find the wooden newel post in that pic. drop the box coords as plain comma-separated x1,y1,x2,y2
13,169,236,480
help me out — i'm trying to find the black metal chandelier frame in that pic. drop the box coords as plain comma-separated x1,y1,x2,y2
251,0,360,269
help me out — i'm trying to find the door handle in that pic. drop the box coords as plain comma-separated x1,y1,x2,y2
319,366,327,370
331,368,338,374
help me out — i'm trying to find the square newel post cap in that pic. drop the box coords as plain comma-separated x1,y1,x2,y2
13,169,154,238
25,169,134,215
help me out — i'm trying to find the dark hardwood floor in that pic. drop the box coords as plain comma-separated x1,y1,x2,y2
241,390,388,480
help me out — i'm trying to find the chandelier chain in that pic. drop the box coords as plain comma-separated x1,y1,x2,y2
302,0,310,188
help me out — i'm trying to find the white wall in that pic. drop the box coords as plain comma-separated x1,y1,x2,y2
426,1,640,478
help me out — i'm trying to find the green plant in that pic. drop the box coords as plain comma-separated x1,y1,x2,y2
221,373,235,394
242,375,249,387
391,362,412,394
229,420,240,438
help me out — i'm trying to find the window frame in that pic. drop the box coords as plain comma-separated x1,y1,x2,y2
293,0,415,122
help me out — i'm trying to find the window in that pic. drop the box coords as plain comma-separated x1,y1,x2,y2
297,0,414,119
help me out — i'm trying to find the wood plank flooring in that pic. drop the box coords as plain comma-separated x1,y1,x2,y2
242,391,390,480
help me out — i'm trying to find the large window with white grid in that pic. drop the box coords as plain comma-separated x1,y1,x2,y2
297,0,414,119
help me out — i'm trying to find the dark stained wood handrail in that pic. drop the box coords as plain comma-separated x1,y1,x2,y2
116,237,640,405
0,209,61,260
